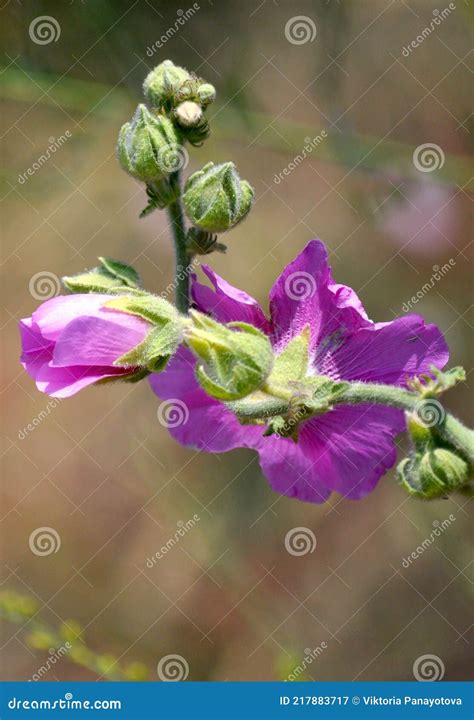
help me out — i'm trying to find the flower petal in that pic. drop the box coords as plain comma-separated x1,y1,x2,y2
32,294,114,341
269,240,370,353
299,405,404,498
51,314,149,367
35,364,131,398
318,315,449,383
192,266,271,331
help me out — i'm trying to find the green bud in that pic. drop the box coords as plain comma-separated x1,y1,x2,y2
174,101,203,128
185,311,273,400
143,60,191,108
398,448,469,499
63,257,142,294
197,83,216,107
183,162,254,233
117,104,183,183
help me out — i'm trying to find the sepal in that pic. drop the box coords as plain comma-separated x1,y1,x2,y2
62,257,142,294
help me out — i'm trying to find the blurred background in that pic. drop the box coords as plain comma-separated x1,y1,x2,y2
1,0,473,682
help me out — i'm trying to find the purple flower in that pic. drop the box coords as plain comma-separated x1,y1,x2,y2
150,240,449,503
20,294,150,397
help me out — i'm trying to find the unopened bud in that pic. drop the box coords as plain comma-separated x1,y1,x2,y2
174,101,203,128
398,448,469,499
183,162,254,233
143,60,191,108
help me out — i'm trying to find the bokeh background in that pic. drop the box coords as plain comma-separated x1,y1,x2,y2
1,0,473,682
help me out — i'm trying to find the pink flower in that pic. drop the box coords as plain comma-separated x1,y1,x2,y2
150,240,449,503
19,294,150,397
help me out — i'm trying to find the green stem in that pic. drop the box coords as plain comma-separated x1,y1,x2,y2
166,172,190,314
229,381,474,467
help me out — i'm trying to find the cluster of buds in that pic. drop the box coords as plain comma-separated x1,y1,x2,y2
116,59,254,246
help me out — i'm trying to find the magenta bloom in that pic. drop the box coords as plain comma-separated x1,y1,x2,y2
20,294,150,397
150,240,449,503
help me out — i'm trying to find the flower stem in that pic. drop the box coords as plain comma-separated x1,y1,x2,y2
230,381,474,467
166,171,190,314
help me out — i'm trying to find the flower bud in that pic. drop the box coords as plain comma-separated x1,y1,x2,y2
185,311,273,400
183,162,254,233
143,60,191,108
174,101,203,128
398,448,469,499
117,104,182,183
197,83,216,107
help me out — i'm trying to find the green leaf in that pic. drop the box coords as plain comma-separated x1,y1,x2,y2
98,257,142,288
